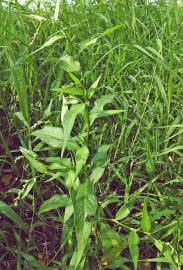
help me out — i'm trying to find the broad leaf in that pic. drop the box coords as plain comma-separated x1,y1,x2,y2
116,205,131,220
44,157,72,167
90,95,115,124
48,163,66,171
40,35,62,48
128,230,139,270
60,55,80,73
90,74,102,89
69,249,86,270
61,199,74,249
53,0,60,21
100,223,127,264
69,73,82,85
91,95,114,113
53,86,85,96
140,199,151,233
90,144,111,183
146,158,155,174
89,74,102,98
20,147,47,173
74,180,97,268
92,144,111,165
90,109,123,124
89,166,105,184
32,126,63,147
65,169,79,190
75,145,89,176
32,126,78,150
62,103,85,155
39,194,69,213
63,198,74,224
21,178,36,200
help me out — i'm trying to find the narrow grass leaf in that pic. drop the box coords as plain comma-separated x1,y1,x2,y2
27,14,46,21
154,75,168,107
14,111,30,129
53,0,60,21
30,35,63,55
146,46,163,60
134,45,155,60
20,252,53,270
0,200,26,230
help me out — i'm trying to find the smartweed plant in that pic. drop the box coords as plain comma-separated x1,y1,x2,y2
0,0,183,269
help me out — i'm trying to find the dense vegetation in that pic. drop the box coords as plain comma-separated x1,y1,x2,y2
0,0,183,269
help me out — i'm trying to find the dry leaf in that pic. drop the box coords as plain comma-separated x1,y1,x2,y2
2,174,13,186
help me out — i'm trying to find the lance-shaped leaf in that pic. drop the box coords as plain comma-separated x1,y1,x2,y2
100,223,127,265
20,147,47,173
75,145,89,176
32,126,78,150
140,199,151,233
128,230,139,270
62,103,85,155
101,24,123,37
39,194,69,214
80,37,98,52
74,180,97,268
90,95,123,124
30,35,64,55
90,110,123,124
0,200,26,230
60,55,81,73
52,86,85,96
20,177,36,200
89,144,111,183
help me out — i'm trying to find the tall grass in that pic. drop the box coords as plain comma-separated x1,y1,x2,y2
0,0,183,269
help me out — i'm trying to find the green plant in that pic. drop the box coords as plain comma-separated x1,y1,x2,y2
0,0,183,269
